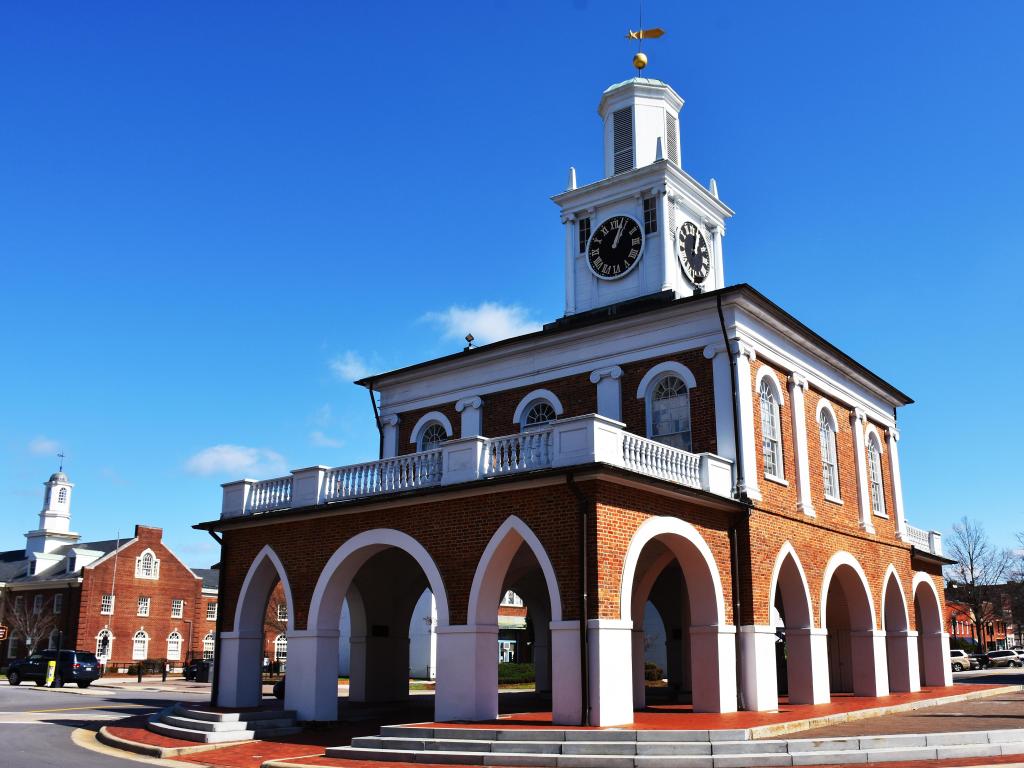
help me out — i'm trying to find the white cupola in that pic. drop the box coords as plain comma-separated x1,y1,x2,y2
25,470,80,556
598,78,684,177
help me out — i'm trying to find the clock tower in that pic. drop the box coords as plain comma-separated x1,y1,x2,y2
552,77,733,316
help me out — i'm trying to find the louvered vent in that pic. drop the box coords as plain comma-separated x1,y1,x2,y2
665,113,679,165
612,107,634,174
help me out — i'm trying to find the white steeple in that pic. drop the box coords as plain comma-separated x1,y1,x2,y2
25,469,80,556
598,77,683,176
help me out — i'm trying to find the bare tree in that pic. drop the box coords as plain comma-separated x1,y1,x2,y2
4,594,59,654
945,518,1014,651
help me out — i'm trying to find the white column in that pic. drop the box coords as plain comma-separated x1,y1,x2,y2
785,628,831,704
850,408,874,533
738,625,778,712
886,428,908,539
689,624,738,713
656,190,672,292
589,366,623,422
711,223,725,288
564,214,576,315
549,620,582,725
631,628,646,710
435,624,498,721
455,396,483,438
381,415,399,459
587,619,634,726
787,372,815,517
216,631,262,708
347,635,368,701
851,629,889,697
886,630,921,693
919,630,953,687
731,340,761,501
703,344,736,467
284,629,341,722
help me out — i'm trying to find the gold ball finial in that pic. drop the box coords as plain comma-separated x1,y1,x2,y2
633,52,648,71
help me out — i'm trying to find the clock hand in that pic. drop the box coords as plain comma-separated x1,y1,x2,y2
612,220,624,248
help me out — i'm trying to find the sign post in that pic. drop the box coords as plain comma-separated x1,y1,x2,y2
0,625,8,642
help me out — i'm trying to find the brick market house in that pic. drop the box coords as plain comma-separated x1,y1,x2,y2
0,470,219,672
200,74,954,726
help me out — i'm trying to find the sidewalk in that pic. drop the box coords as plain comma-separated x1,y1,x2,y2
91,675,213,693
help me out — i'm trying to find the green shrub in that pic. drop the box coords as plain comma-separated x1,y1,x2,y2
644,661,663,681
498,662,535,684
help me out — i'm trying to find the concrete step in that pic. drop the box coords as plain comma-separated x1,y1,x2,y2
148,719,258,744
377,726,744,743
163,713,297,732
173,704,297,723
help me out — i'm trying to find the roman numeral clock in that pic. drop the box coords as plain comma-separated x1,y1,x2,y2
587,216,643,279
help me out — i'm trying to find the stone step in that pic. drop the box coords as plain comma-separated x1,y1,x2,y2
378,726,744,743
148,719,259,744
173,704,297,723
163,713,297,733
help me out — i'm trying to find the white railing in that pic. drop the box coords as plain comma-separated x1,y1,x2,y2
622,433,702,488
221,414,734,518
905,522,943,556
323,450,443,502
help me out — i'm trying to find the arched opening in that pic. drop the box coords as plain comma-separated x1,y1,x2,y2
913,573,950,687
467,516,567,721
622,517,734,715
882,569,918,692
768,545,817,704
821,553,887,697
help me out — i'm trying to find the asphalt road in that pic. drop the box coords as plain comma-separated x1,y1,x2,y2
953,666,1024,686
0,681,210,768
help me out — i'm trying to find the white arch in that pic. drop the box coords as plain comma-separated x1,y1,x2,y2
768,542,814,629
630,549,676,622
819,550,877,629
755,365,786,406
816,399,840,430
308,528,450,632
467,515,563,624
409,411,454,444
619,516,726,626
635,360,698,398
233,544,295,634
135,547,161,579
881,565,910,631
912,572,944,633
512,389,565,425
865,423,885,453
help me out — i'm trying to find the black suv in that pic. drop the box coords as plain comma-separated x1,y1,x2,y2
6,650,101,688
182,658,211,682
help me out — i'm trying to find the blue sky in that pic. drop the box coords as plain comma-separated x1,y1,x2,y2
2,1,1022,566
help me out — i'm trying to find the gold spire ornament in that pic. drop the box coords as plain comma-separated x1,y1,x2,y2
626,0,664,73
626,28,665,40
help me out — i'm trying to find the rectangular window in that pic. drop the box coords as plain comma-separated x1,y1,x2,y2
612,107,634,174
276,604,288,622
643,197,658,235
33,595,43,614
137,596,150,617
665,113,679,165
206,603,218,621
578,217,591,253
171,599,184,619
14,595,24,613
100,594,115,615
53,594,63,615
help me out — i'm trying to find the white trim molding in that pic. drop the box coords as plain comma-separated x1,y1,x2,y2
512,389,565,425
634,360,698,398
409,411,454,444
754,365,786,406
787,371,814,517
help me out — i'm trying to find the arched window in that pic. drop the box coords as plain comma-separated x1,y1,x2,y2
96,630,113,662
166,631,182,661
418,422,448,451
867,433,885,515
522,400,557,430
759,379,783,479
818,408,840,500
135,549,160,579
649,375,691,450
132,630,149,661
202,633,215,661
57,488,67,504
273,634,288,662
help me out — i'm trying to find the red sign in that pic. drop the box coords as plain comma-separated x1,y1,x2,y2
0,625,8,642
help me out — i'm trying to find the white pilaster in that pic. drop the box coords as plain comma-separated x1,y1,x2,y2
291,466,328,508
785,627,831,704
731,340,761,501
738,625,779,712
589,366,623,422
690,624,738,713
886,630,921,693
564,214,576,315
919,630,953,687
285,629,341,721
381,415,399,459
587,619,634,726
850,409,874,533
703,344,736,467
455,396,483,438
549,620,582,725
886,428,907,539
656,190,672,292
435,624,499,721
787,372,815,517
216,631,263,708
851,629,889,697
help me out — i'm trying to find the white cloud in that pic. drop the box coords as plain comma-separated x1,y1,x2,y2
329,351,370,382
421,302,541,345
29,436,61,456
310,431,342,448
184,445,287,478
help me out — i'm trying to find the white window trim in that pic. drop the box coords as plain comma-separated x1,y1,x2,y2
273,633,288,661
865,427,887,518
53,594,63,614
206,603,218,621
409,411,454,447
33,595,43,614
137,596,151,617
135,548,160,580
100,594,115,615
132,630,149,661
641,370,694,451
202,632,215,660
757,371,786,481
96,630,114,662
171,599,184,619
634,360,698,399
166,631,183,661
817,400,843,504
512,389,564,426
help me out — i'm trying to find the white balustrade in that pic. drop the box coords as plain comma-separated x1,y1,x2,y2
246,476,293,513
484,429,553,475
323,450,443,502
905,521,943,555
621,433,702,487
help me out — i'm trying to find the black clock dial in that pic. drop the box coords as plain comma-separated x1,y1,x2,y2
679,221,711,284
587,216,643,280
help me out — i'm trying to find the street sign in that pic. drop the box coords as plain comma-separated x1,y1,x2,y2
0,625,8,641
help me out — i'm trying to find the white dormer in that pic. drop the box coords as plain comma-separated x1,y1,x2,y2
135,548,161,579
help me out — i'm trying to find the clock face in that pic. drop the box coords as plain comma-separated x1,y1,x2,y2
587,216,643,280
679,221,711,284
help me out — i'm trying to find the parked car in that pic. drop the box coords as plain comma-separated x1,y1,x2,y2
182,658,211,682
969,653,989,669
983,650,1023,668
949,649,980,672
6,650,101,688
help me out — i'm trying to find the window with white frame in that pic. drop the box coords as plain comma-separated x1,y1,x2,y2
57,487,67,504
53,594,63,614
96,630,113,662
33,595,43,614
137,596,150,617
166,631,182,661
276,604,288,622
206,602,217,621
14,595,24,614
868,433,885,516
522,400,557,430
135,549,160,579
203,632,215,660
273,634,287,662
759,379,783,479
818,408,840,500
648,375,691,451
418,421,448,451
171,599,184,618
100,594,114,615
132,630,149,660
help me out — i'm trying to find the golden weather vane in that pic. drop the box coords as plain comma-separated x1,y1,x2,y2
625,0,665,73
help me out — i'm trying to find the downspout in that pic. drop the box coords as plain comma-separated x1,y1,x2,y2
718,293,748,711
367,379,384,460
566,472,591,727
208,529,224,706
